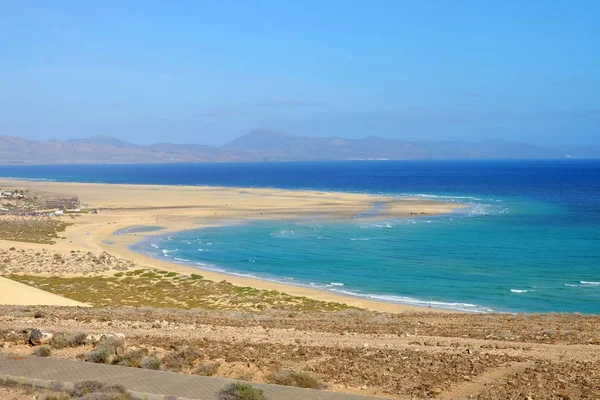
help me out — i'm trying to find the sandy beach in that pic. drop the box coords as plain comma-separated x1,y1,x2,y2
0,179,461,312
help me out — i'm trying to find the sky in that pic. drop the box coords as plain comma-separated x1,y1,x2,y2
0,0,598,146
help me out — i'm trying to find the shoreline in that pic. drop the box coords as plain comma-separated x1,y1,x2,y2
0,179,464,312
124,222,485,313
101,221,457,314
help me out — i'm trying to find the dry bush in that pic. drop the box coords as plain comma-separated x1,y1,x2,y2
33,345,52,357
49,333,70,349
140,355,161,370
84,347,113,364
51,332,88,349
33,346,52,357
162,346,203,371
194,361,221,376
69,332,88,347
67,380,131,400
97,335,124,350
217,383,268,400
268,370,326,389
112,348,149,368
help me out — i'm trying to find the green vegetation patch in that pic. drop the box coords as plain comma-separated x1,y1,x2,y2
0,219,70,244
8,269,356,312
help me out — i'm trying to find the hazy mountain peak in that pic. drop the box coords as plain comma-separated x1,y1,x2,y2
68,135,138,149
0,130,596,165
221,129,297,151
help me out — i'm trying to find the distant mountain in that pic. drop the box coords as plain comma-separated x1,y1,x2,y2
66,135,140,149
0,130,595,165
0,135,222,164
221,130,564,161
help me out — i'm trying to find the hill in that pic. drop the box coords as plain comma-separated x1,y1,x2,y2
0,130,594,164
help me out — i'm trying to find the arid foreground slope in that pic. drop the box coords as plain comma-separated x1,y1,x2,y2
1,306,599,399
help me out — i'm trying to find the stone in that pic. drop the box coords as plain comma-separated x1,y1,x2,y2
85,334,103,345
29,329,53,346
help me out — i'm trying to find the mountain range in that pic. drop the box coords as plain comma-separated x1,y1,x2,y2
0,130,597,164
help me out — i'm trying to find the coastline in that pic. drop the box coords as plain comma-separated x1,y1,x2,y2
0,179,464,312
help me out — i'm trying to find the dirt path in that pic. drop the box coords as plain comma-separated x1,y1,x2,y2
438,361,534,399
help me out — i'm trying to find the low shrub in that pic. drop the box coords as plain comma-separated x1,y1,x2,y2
33,345,52,357
140,355,161,370
84,347,113,364
217,383,268,400
50,331,86,349
112,348,149,368
69,381,105,397
194,361,220,376
162,346,203,371
268,370,326,389
50,333,70,349
68,380,131,400
97,335,124,351
68,332,88,347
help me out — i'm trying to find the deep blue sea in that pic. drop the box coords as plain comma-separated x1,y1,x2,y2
1,160,599,314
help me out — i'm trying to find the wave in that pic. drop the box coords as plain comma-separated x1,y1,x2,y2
408,193,483,201
350,238,370,241
0,176,57,182
510,289,529,293
329,282,344,286
327,288,493,313
173,257,190,262
161,248,178,256
370,222,393,228
150,243,159,249
580,281,600,286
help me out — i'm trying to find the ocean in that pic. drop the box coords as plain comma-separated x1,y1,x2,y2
1,160,599,313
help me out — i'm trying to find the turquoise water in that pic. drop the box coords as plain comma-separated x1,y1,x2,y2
114,225,164,235
1,160,599,313
133,194,599,314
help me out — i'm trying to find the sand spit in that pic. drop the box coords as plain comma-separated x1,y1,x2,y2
0,179,462,312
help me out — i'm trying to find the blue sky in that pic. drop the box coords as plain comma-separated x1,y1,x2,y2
0,1,598,146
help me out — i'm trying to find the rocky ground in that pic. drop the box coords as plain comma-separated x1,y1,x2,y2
1,306,599,399
0,385,45,400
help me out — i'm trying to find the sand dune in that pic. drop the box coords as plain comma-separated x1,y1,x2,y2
0,276,88,307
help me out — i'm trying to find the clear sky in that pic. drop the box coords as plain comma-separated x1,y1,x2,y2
1,0,598,146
